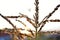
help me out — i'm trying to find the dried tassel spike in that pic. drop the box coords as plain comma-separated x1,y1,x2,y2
16,20,27,27
47,19,60,22
39,4,60,26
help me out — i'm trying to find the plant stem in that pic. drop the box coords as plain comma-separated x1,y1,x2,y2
35,0,39,40
35,27,37,40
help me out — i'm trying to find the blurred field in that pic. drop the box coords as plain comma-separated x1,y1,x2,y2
0,31,60,40
26,31,60,40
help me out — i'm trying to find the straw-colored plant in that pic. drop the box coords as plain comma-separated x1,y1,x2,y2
0,0,60,40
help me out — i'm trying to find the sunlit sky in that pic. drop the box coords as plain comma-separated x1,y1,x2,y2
0,0,60,32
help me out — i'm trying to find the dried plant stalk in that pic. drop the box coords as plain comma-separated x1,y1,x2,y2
47,19,60,22
0,0,60,40
38,20,47,32
38,4,60,26
16,20,27,27
38,4,60,32
19,13,35,27
2,28,34,40
28,30,34,36
34,0,39,40
19,13,35,21
16,19,35,36
5,16,20,18
0,14,17,29
0,14,23,40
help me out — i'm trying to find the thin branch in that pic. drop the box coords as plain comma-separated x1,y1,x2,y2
47,19,60,22
16,19,35,36
0,14,17,30
0,14,22,40
5,16,20,18
19,13,35,21
16,19,35,35
16,20,27,27
38,20,47,32
39,4,60,26
34,0,39,25
28,30,34,36
19,13,35,27
27,18,36,27
38,19,60,32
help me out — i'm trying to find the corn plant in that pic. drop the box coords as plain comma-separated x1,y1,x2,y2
0,0,60,40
